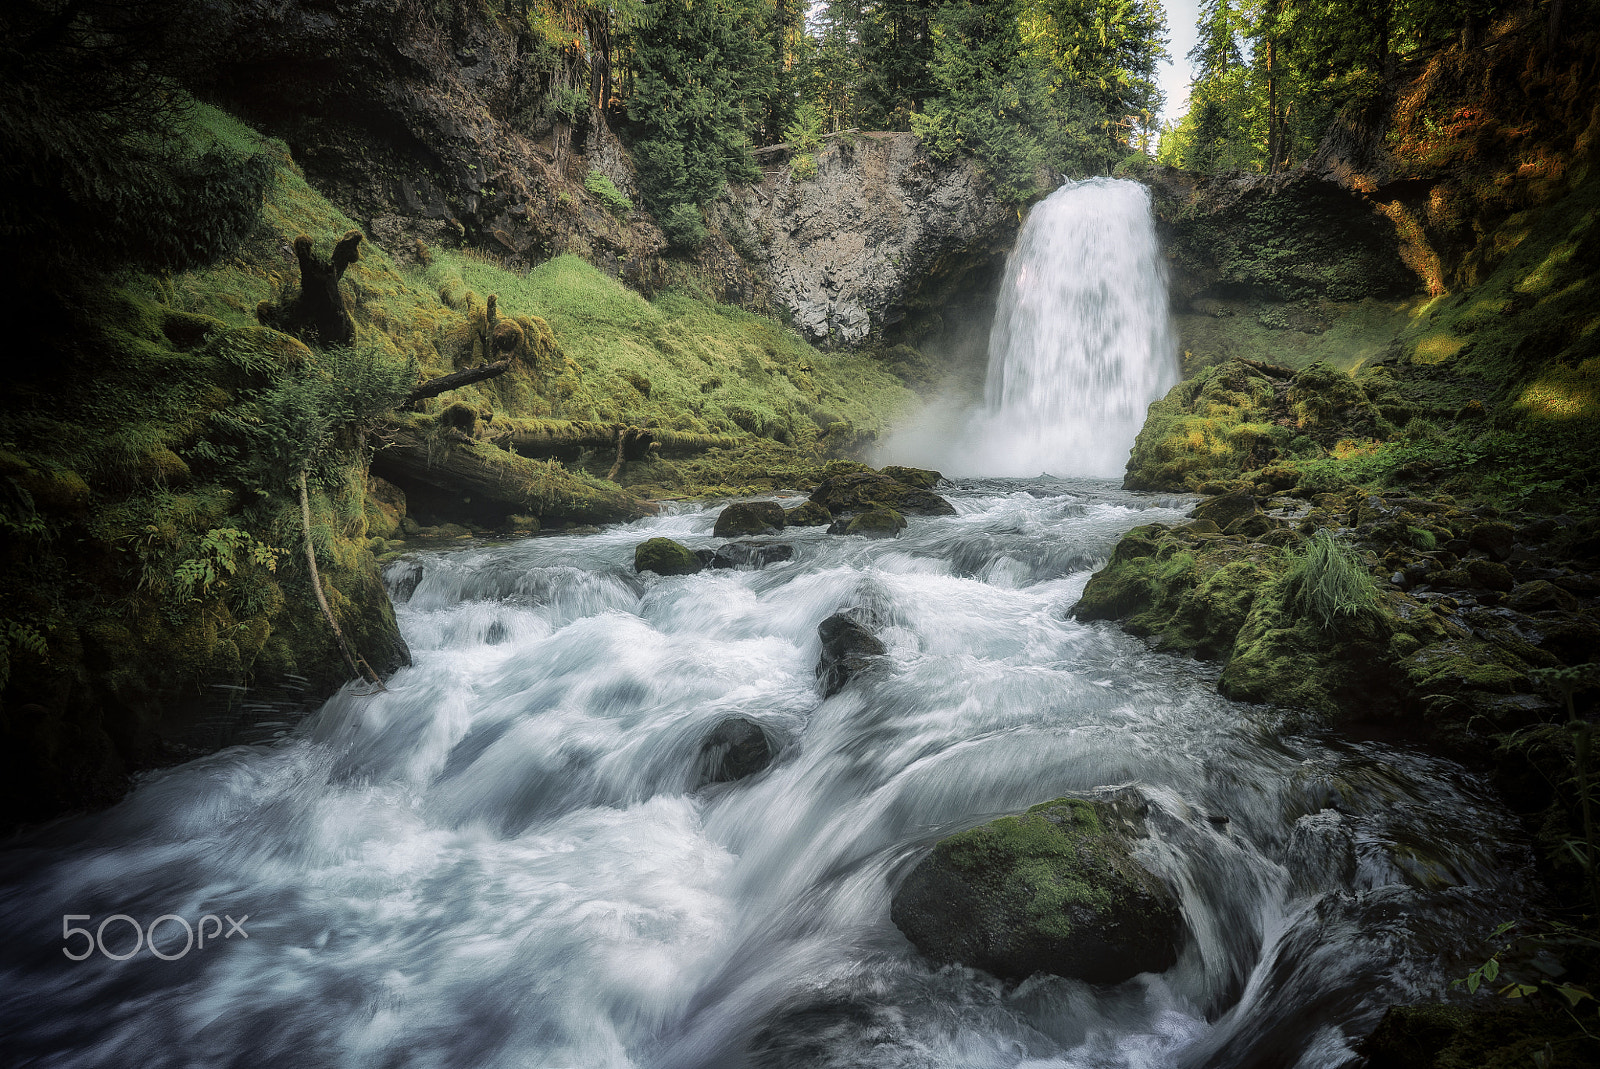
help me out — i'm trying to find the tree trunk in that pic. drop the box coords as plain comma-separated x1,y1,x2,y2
258,230,364,347
407,361,511,405
299,468,384,690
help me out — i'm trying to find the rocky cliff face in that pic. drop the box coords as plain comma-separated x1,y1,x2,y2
720,134,1014,348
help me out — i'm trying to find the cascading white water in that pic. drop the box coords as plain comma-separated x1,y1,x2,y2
879,178,1178,479
0,484,1534,1068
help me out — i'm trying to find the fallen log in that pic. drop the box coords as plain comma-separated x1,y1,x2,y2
407,361,511,404
372,419,656,525
487,418,741,459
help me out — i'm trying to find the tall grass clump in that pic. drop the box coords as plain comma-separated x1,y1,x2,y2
1280,529,1380,631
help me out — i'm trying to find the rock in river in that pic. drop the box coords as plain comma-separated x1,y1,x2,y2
890,797,1184,985
634,537,704,576
714,501,786,538
693,717,773,788
816,612,887,697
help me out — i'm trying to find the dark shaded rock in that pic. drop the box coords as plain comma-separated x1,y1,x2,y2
1189,490,1259,530
710,541,794,570
1224,513,1276,539
845,509,907,539
817,613,887,697
1464,559,1516,593
890,797,1184,985
880,465,942,490
1469,521,1516,562
635,537,705,576
783,500,833,527
693,717,772,787
810,471,956,517
714,501,787,538
1507,580,1578,613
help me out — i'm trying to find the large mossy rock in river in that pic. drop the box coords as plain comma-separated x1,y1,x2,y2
783,500,833,527
714,501,787,537
810,470,956,517
845,508,907,539
635,537,705,576
891,797,1184,985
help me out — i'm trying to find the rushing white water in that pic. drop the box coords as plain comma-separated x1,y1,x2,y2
879,179,1179,479
0,484,1533,1068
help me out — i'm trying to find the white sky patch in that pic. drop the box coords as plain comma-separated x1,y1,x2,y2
1157,0,1201,125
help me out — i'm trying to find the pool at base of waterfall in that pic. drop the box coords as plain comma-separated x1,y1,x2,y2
0,480,1535,1069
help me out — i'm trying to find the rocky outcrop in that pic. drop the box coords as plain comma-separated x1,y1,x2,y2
1073,488,1598,754
890,796,1184,985
723,134,1014,347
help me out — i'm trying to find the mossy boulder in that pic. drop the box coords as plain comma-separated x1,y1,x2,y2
634,537,705,576
880,465,942,490
810,470,956,517
845,508,907,539
890,797,1184,985
713,501,786,537
782,500,833,526
1190,490,1260,530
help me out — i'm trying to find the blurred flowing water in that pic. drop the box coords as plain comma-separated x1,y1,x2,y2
0,482,1533,1068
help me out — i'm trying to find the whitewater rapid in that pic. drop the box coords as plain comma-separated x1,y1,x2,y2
0,482,1532,1068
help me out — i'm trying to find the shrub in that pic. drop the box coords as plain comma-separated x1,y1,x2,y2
659,203,708,250
1280,529,1379,631
584,170,632,215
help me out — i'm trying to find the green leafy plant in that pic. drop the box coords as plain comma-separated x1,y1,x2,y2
584,170,632,215
171,527,282,603
1455,920,1600,1061
1280,528,1379,631
784,103,824,181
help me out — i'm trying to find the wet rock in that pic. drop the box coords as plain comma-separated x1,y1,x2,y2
1464,559,1516,593
880,465,942,490
844,509,906,539
782,500,833,527
713,501,786,538
810,471,956,517
1506,580,1578,613
634,537,705,576
1189,490,1259,530
817,612,887,697
890,797,1184,985
693,717,773,787
709,541,795,570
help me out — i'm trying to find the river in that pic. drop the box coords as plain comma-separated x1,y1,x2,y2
0,480,1534,1067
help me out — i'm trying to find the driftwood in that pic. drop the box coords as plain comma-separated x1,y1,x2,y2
258,230,364,346
372,422,656,524
408,361,511,404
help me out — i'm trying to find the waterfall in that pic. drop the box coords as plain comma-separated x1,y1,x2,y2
879,178,1178,479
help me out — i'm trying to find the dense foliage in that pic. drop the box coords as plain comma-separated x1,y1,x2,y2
1157,0,1596,174
516,0,1168,220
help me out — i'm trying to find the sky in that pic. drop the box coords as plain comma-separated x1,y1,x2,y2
1157,0,1201,125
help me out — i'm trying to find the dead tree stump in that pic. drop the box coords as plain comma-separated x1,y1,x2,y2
258,230,364,346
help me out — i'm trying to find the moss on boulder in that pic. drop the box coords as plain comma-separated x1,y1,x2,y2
782,499,833,526
845,508,906,538
810,469,956,517
713,501,786,537
634,537,705,576
890,797,1184,985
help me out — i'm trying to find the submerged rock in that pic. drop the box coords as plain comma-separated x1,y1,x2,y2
890,797,1184,985
816,612,887,697
634,537,705,576
810,471,956,517
693,717,773,787
713,501,786,538
709,541,794,570
782,500,833,527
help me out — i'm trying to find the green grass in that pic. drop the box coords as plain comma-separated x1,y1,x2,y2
1280,529,1380,632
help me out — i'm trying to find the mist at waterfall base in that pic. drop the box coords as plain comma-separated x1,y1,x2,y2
0,487,1534,1068
875,178,1179,479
